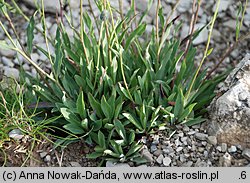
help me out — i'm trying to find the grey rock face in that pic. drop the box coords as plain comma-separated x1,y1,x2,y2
208,54,250,148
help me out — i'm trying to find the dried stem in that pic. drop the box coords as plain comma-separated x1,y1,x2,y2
184,0,202,58
206,31,250,79
186,0,220,99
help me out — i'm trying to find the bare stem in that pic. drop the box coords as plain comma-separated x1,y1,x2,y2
206,31,250,79
184,0,202,58
186,0,221,99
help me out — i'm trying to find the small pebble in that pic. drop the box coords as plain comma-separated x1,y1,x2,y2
221,143,227,153
156,154,164,164
242,149,250,161
195,133,208,141
228,146,237,153
163,157,171,167
207,136,217,145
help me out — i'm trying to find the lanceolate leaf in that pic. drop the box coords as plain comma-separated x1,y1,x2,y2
123,113,143,131
88,93,103,118
114,120,127,142
54,27,63,78
60,107,81,125
101,95,112,120
27,12,36,54
98,130,106,149
125,23,146,50
77,91,87,119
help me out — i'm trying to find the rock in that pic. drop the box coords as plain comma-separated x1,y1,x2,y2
2,57,14,67
162,157,171,167
106,161,130,167
176,147,183,152
207,136,217,145
220,153,232,167
228,146,237,153
22,0,60,14
208,54,250,148
44,155,51,162
153,149,163,157
195,161,207,167
193,23,209,45
8,129,24,140
182,161,193,167
141,148,154,163
195,133,208,141
242,149,250,161
150,145,157,152
39,152,47,159
221,143,228,153
3,67,19,80
0,48,16,57
70,162,82,167
156,154,164,164
162,146,174,155
213,0,232,12
216,146,222,152
177,0,191,13
223,20,237,29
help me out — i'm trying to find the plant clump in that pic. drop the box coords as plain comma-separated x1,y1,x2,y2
0,0,227,164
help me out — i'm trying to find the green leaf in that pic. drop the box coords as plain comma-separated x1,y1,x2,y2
114,100,123,119
125,23,146,50
128,131,135,145
60,107,81,125
27,12,36,54
81,118,88,131
174,87,184,118
118,83,131,100
86,152,103,159
114,119,127,142
104,149,121,158
101,95,112,119
63,123,84,134
77,91,87,118
93,120,103,131
140,102,147,130
126,142,142,157
54,27,63,78
184,117,206,126
98,130,106,148
110,140,123,155
179,103,197,122
88,93,103,118
206,48,213,57
123,113,143,131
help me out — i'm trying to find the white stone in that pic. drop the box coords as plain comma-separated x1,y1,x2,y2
162,157,171,167
156,154,164,164
8,129,24,140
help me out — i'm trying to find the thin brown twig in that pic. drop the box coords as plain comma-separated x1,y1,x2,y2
206,31,250,79
59,0,64,25
156,0,160,44
184,0,202,58
160,0,180,43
